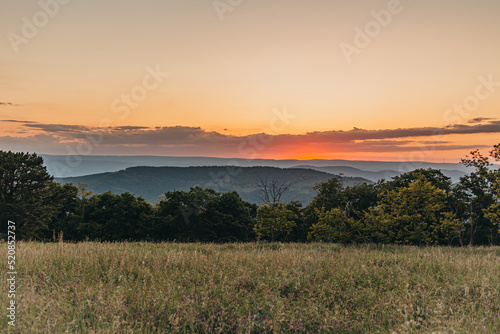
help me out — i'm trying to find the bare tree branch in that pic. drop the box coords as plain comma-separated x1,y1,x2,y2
255,177,294,203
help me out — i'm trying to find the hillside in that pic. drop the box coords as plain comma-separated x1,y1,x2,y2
293,165,468,183
55,166,370,204
42,155,476,178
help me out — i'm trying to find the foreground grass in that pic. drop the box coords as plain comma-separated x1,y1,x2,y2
1,242,499,333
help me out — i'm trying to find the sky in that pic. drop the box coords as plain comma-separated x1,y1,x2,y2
1,0,500,162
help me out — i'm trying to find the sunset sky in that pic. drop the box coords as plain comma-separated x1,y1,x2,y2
1,0,500,162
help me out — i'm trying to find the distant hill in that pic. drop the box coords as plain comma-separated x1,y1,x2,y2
292,165,468,183
42,155,478,179
55,166,370,205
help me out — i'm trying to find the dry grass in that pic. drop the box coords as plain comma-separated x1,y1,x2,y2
1,242,500,333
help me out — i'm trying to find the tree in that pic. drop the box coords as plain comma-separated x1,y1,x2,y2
76,182,93,218
342,181,383,218
302,177,345,235
484,179,500,236
200,191,257,242
388,168,453,192
307,182,382,244
255,177,294,203
308,177,345,210
0,151,57,240
308,208,359,244
457,144,500,245
46,182,82,241
302,178,382,241
254,202,297,242
285,201,307,242
152,187,220,241
84,192,153,241
366,178,463,245
386,169,467,245
152,187,257,242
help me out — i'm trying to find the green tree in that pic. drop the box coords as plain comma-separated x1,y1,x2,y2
152,187,257,242
302,177,345,236
200,191,257,242
84,192,153,241
76,182,93,218
0,151,57,240
46,182,82,241
367,178,463,245
388,168,453,192
308,208,359,243
457,144,500,245
303,178,382,243
342,181,383,218
254,202,297,242
385,168,466,245
484,179,500,235
307,182,383,244
152,187,220,241
309,177,345,210
285,201,307,242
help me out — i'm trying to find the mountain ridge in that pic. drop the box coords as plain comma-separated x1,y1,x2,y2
55,166,370,205
292,165,468,183
42,154,477,178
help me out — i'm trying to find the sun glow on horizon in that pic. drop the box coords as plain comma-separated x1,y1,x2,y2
1,0,500,161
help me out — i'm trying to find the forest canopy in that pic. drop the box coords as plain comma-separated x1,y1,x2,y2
1,144,499,245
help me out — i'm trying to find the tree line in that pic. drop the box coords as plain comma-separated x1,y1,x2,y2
1,144,499,245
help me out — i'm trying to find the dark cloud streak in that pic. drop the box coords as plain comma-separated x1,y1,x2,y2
22,123,91,133
467,117,496,124
2,119,38,124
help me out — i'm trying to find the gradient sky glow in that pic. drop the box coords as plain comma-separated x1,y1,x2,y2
1,0,500,162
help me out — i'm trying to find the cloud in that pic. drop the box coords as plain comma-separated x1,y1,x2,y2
113,126,150,131
467,117,496,124
2,119,38,124
22,123,91,133
1,118,499,157
0,102,18,106
298,120,500,143
0,134,64,154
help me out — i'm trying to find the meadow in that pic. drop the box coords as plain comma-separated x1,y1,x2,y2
2,242,499,333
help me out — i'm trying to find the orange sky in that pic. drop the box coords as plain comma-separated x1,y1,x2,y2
1,0,500,162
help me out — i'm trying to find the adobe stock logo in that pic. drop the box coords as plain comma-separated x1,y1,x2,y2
443,75,500,124
207,106,295,190
49,64,168,177
213,0,243,21
7,0,71,54
111,65,169,120
340,0,405,64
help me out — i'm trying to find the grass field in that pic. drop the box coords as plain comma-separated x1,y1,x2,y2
2,242,500,333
